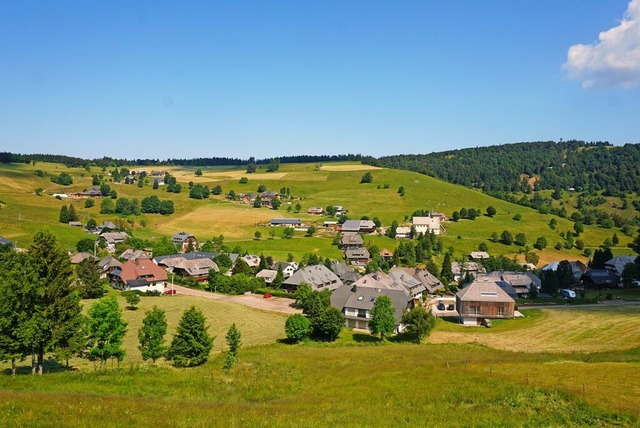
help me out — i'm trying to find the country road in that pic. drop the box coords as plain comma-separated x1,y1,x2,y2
169,284,301,315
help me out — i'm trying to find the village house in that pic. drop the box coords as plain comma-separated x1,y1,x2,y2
604,256,637,277
334,205,348,217
331,261,362,285
241,254,262,269
395,226,412,239
412,215,441,235
100,231,130,252
331,271,414,332
239,193,257,204
456,280,516,326
475,271,541,299
542,260,589,286
451,261,486,282
110,258,168,293
469,251,490,260
271,261,298,278
269,218,303,227
72,187,103,198
172,258,219,282
70,252,99,265
344,247,371,267
98,256,122,279
172,232,197,251
307,207,324,215
581,270,620,288
389,266,444,295
323,221,339,231
120,249,152,261
379,248,394,261
256,269,278,285
340,219,376,234
154,252,217,271
339,234,364,250
388,269,426,301
282,264,343,293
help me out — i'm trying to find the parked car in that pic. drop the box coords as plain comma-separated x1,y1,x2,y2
447,304,454,311
437,301,446,311
164,289,176,295
263,293,273,299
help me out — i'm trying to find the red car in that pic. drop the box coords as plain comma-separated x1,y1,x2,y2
164,289,177,295
263,293,272,299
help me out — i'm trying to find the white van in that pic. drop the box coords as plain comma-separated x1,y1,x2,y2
560,289,576,299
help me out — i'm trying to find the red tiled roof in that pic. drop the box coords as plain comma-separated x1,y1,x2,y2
119,259,167,283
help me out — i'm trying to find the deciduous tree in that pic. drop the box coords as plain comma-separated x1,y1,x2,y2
87,296,127,369
369,295,396,340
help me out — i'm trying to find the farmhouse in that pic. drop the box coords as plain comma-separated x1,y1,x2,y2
241,254,262,269
172,258,219,282
307,207,324,215
172,232,197,251
379,248,393,261
331,261,362,285
542,260,589,285
256,269,278,285
120,249,152,261
282,264,343,293
270,218,303,227
331,271,413,332
412,216,441,235
154,252,217,270
72,187,102,198
581,270,620,288
388,269,426,300
271,262,298,278
100,231,130,251
604,256,637,277
475,271,541,298
389,266,444,294
339,234,364,250
344,247,371,267
98,256,122,279
395,226,412,239
110,258,168,293
451,261,486,282
70,252,99,265
341,219,376,234
469,251,490,260
456,280,515,326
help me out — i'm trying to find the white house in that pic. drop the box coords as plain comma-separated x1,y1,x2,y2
412,216,441,235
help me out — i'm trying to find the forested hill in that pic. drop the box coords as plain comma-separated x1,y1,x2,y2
363,140,640,194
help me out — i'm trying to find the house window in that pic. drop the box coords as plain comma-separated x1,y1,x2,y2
497,306,505,316
471,305,480,315
357,309,367,318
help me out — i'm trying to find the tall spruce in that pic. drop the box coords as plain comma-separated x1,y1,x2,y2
224,323,242,370
29,230,83,374
167,306,213,367
138,306,168,363
76,259,105,299
440,252,454,284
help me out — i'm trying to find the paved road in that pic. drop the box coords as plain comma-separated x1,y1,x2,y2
519,299,640,310
170,284,301,315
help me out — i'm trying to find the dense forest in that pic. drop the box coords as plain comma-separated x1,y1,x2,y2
0,152,362,169
362,140,640,194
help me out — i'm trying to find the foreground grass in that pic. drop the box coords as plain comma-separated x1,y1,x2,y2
429,306,640,353
0,343,637,427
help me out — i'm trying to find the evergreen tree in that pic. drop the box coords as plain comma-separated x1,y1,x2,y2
29,231,83,374
167,306,213,367
59,205,69,223
224,323,242,369
87,296,127,369
440,252,454,283
68,204,78,221
76,259,105,299
138,306,167,363
231,258,252,275
369,295,396,340
258,253,268,271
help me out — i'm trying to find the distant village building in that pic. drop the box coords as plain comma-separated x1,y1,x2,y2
269,218,303,227
110,259,168,293
172,232,197,251
412,216,441,235
475,271,541,299
451,261,486,282
341,219,376,234
456,280,515,326
282,264,342,293
395,226,412,239
604,256,637,277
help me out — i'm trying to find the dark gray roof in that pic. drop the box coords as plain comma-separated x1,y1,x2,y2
344,248,370,259
331,261,362,284
0,237,14,246
270,218,302,225
340,220,361,233
389,267,443,294
340,235,363,246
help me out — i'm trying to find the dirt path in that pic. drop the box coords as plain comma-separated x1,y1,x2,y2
170,284,301,315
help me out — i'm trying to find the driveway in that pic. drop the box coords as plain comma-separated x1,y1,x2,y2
170,284,301,315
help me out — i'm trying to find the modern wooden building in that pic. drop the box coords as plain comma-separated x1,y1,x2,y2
456,280,515,326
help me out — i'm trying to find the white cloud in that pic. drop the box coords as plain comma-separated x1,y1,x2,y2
564,0,640,88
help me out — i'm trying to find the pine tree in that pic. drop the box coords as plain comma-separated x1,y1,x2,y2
59,205,69,223
29,231,83,374
369,295,396,340
272,264,284,289
224,323,242,370
258,253,268,271
138,306,167,363
87,296,127,369
68,204,78,221
440,252,454,283
167,306,213,367
76,259,105,299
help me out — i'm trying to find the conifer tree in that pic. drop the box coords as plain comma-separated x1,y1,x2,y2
138,306,167,363
167,306,213,367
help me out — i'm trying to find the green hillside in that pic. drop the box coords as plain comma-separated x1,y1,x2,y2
0,161,634,266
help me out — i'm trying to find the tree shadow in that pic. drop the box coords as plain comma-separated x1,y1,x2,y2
388,331,417,343
2,359,76,375
352,333,382,343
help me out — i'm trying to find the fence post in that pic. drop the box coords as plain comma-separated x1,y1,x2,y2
526,372,529,385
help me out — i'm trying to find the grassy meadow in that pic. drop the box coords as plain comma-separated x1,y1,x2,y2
0,160,635,266
0,304,639,426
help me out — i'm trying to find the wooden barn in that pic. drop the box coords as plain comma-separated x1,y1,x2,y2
456,280,515,326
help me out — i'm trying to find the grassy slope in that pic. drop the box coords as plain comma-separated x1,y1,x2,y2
0,161,635,265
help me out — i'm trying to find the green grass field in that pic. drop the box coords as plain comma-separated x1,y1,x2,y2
0,161,635,267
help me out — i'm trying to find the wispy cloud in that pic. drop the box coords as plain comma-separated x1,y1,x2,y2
564,0,640,88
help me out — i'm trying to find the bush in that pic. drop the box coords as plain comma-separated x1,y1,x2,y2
285,314,312,343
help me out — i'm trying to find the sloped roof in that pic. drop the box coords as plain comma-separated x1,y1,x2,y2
331,261,362,284
345,247,370,259
98,256,122,270
116,259,168,284
120,249,151,261
457,280,515,303
388,269,426,295
70,252,99,264
256,269,278,282
451,261,486,276
604,256,637,276
340,235,363,246
283,264,343,291
175,258,218,276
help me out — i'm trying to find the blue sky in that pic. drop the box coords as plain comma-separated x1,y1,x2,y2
1,0,639,160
